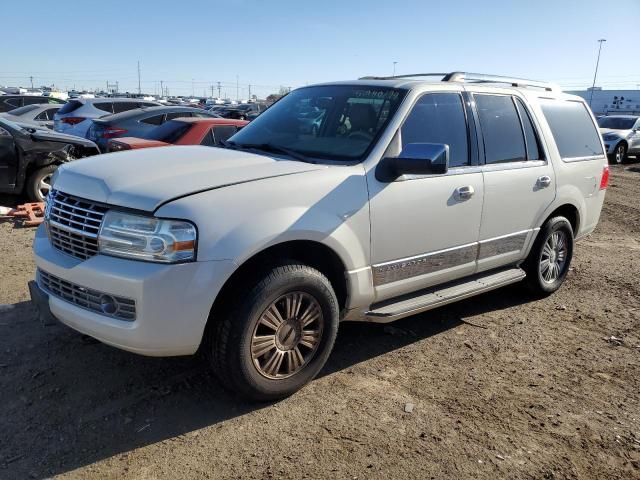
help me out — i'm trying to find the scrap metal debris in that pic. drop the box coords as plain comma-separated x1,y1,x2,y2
0,202,45,227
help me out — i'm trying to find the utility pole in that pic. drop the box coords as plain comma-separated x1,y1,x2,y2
217,81,221,98
589,39,606,108
30,76,34,89
236,75,239,101
137,61,141,94
160,80,164,98
210,85,214,98
392,61,398,77
248,84,252,100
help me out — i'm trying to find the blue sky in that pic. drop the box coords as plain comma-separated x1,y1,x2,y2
2,0,639,98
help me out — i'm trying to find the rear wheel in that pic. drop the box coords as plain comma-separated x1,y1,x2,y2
25,164,58,202
523,217,574,295
207,262,339,401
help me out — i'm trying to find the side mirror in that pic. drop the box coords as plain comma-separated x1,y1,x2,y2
376,143,449,182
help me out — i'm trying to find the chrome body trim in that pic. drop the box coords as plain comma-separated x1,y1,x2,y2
478,230,530,259
372,243,477,286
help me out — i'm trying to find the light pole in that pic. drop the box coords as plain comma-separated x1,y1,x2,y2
589,39,606,108
392,61,398,77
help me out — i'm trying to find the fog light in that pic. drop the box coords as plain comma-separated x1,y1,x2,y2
99,294,118,315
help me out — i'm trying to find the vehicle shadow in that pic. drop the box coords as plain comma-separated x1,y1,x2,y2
0,284,530,478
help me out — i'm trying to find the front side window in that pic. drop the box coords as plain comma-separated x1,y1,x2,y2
541,100,604,159
229,85,406,161
475,94,526,164
400,93,469,167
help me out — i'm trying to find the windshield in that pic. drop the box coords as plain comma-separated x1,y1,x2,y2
7,104,40,116
598,117,637,130
228,85,406,161
145,119,191,143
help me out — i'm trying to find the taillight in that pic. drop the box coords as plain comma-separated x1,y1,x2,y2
61,117,85,125
600,165,610,190
108,141,131,152
102,127,128,139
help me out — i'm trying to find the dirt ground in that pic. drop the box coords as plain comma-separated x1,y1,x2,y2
0,166,639,480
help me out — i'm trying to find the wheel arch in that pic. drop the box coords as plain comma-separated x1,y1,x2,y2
543,203,580,237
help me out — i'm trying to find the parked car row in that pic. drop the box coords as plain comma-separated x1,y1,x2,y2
597,114,640,164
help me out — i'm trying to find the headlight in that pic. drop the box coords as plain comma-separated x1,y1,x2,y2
98,211,197,263
603,133,619,141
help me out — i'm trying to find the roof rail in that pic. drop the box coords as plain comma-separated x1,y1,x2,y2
443,72,559,92
358,71,560,92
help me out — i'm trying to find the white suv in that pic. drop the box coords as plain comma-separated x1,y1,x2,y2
30,72,609,401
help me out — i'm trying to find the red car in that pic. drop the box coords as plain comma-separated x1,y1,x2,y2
108,117,248,151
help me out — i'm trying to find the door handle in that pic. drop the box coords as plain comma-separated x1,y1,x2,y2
455,185,475,200
537,176,552,188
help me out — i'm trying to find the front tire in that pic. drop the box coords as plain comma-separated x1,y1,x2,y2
523,217,574,295
608,143,627,164
25,164,58,202
207,262,339,401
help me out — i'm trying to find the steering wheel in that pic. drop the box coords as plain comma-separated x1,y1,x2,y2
348,130,373,142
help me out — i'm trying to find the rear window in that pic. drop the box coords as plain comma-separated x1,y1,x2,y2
141,114,164,125
113,102,140,114
540,100,604,159
58,100,83,114
146,120,191,143
94,102,114,113
7,104,40,115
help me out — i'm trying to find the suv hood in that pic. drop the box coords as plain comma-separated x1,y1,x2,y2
53,145,324,211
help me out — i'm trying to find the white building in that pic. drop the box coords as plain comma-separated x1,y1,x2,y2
568,88,640,115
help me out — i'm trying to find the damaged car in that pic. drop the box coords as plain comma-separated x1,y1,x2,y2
0,118,100,202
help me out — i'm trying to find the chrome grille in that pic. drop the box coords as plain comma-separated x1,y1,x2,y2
38,269,136,321
46,190,108,260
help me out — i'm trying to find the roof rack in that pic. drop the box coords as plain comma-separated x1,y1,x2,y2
358,71,560,92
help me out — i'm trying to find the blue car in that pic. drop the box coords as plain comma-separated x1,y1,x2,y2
86,105,219,151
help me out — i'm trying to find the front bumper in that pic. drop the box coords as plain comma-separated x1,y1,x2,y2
31,224,236,356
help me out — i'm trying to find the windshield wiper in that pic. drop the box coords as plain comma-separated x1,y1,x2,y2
233,143,316,164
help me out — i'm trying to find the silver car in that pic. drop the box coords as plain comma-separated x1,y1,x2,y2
0,104,61,129
53,98,161,137
598,115,640,164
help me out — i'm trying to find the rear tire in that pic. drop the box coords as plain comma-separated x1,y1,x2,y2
207,262,339,402
25,164,58,202
522,217,574,296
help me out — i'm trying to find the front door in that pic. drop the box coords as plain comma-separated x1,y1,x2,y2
368,92,484,302
471,92,555,272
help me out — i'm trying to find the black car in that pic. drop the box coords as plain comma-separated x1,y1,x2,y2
0,95,66,113
0,118,100,202
218,103,268,120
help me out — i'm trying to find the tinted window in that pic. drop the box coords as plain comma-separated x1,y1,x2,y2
112,102,138,114
142,102,158,108
146,120,191,143
476,95,526,164
597,117,637,130
166,111,191,121
7,104,40,116
541,100,604,159
95,102,114,113
58,100,82,114
212,125,239,144
23,97,43,105
35,110,49,120
514,98,541,160
141,114,163,125
6,98,22,108
401,93,469,167
200,130,215,146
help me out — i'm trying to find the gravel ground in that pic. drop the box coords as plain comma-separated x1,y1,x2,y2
0,166,639,479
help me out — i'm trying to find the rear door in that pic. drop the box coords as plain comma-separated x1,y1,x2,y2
470,91,555,272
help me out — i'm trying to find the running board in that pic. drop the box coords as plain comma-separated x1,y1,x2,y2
365,268,526,322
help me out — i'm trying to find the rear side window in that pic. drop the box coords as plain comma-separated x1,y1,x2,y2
146,120,190,143
5,98,22,108
141,114,163,125
540,100,604,159
23,97,48,106
212,125,239,144
112,102,138,114
475,94,526,164
200,130,215,146
58,100,83,114
401,93,470,167
514,98,542,160
95,102,114,113
166,111,191,121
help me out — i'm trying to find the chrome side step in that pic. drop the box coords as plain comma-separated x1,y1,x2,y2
365,268,526,322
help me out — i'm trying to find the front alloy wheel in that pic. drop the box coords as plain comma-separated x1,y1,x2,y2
251,292,324,379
